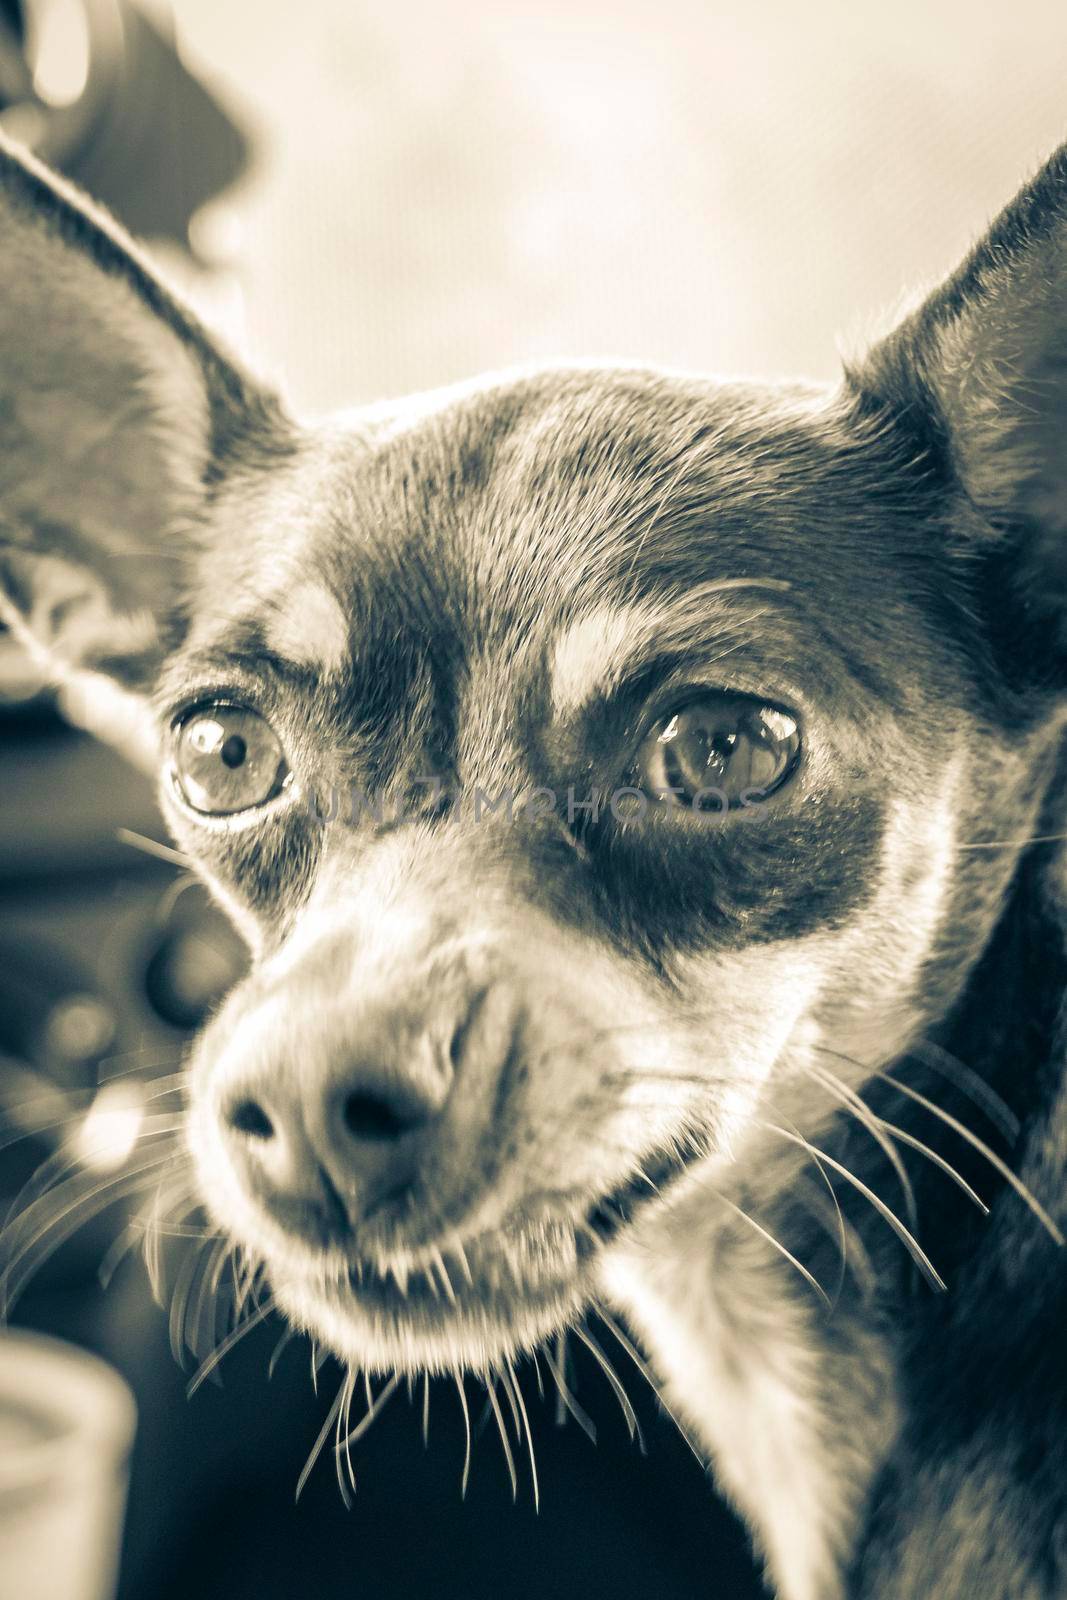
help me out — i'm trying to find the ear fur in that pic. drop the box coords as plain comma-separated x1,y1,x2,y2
0,131,291,737
850,144,1067,685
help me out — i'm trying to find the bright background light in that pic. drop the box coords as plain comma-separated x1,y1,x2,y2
171,0,1067,412
73,1081,146,1173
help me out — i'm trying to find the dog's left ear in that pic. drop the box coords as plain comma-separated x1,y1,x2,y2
851,144,1067,684
0,133,291,756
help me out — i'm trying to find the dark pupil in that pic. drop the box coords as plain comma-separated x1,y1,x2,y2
705,730,737,760
220,733,247,770
666,722,739,784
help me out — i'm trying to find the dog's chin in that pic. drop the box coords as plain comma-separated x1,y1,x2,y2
260,1147,702,1374
269,1217,594,1373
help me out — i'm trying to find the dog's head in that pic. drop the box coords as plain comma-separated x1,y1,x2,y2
4,134,1067,1373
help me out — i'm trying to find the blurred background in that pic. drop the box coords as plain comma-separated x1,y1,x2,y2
1,2,1067,1596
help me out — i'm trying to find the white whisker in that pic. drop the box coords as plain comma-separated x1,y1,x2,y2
874,1071,1064,1246
485,1374,518,1501
763,1123,947,1291
296,1380,348,1504
186,1295,278,1397
712,1189,832,1311
573,1323,645,1448
454,1372,473,1498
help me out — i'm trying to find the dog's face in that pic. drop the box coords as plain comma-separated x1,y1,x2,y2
167,372,1052,1374
3,136,1067,1375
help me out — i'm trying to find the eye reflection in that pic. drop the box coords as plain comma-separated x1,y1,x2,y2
634,694,800,811
172,705,290,816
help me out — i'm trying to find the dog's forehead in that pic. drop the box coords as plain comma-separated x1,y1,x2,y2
337,369,837,619
194,366,950,717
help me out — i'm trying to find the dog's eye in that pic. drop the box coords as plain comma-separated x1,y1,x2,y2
633,694,800,811
171,705,290,815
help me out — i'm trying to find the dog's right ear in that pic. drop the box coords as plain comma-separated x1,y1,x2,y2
0,133,292,746
850,144,1067,689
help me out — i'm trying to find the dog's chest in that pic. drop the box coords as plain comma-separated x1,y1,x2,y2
599,1199,899,1600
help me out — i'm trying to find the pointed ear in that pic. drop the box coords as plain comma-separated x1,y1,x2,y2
850,145,1067,685
0,132,291,755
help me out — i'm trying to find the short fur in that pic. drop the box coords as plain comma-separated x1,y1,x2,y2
4,127,1067,1596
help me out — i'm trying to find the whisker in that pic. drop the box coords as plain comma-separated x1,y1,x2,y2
233,1250,263,1323
573,1323,645,1449
872,1071,1064,1246
909,1040,1020,1144
296,1380,348,1503
210,1235,238,1302
454,1372,473,1498
337,1371,357,1508
878,1123,989,1215
818,1037,995,1223
0,1149,179,1314
711,1189,831,1311
543,1331,596,1442
498,1362,523,1442
506,1357,539,1513
136,1220,211,1239
168,1236,214,1367
592,1307,706,1469
762,1122,947,1291
793,1177,878,1299
98,1219,149,1293
485,1375,518,1501
756,1093,849,1307
269,1326,298,1379
336,1372,400,1451
141,1172,198,1303
186,1294,278,1397
806,1063,917,1231
1,1110,184,1232
248,1261,270,1316
0,1092,88,1157
114,827,194,867
957,831,1067,851
3,1142,85,1235
309,1341,330,1396
451,1237,474,1287
97,1056,186,1087
99,1178,200,1293
189,1235,235,1363
428,1244,456,1305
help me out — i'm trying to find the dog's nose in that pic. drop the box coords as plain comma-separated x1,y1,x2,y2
221,1074,438,1237
218,986,499,1236
221,1090,352,1238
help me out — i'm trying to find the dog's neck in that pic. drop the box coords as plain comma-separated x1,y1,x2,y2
599,794,1067,1600
944,844,1067,1082
836,797,1067,1599
920,793,1067,1222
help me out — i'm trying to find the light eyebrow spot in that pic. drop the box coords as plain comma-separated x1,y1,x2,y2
262,580,350,676
549,578,792,720
550,602,657,719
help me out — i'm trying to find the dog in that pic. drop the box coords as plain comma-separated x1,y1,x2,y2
3,126,1067,1598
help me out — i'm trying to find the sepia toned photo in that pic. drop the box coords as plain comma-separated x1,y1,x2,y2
2,5,1066,1597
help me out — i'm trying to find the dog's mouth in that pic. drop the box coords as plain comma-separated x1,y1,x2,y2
295,1138,701,1343
265,1137,708,1371
584,1143,701,1245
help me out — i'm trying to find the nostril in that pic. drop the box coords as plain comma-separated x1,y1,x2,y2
343,1090,415,1142
228,1098,274,1140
